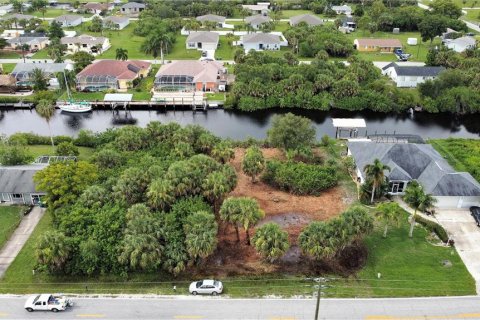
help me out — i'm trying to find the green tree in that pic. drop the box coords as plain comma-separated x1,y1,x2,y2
55,141,79,156
0,140,33,165
252,222,289,262
147,179,175,210
31,0,48,19
71,51,95,73
211,140,234,164
48,38,66,62
236,197,265,245
403,180,437,238
36,99,56,149
242,146,265,182
363,159,391,204
374,202,402,238
115,48,128,61
430,0,462,18
113,167,150,205
48,21,65,40
418,14,448,44
183,211,218,262
202,167,237,214
31,68,48,91
88,16,104,34
141,31,172,65
35,230,71,273
267,113,316,151
0,38,7,50
298,220,339,261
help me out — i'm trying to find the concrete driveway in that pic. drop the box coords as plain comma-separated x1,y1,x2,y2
435,209,480,294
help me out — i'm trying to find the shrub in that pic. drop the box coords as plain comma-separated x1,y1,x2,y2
416,215,449,243
8,133,72,146
0,143,33,165
56,141,80,156
261,160,337,195
74,130,98,147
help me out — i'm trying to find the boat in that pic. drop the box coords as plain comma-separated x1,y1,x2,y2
58,71,92,113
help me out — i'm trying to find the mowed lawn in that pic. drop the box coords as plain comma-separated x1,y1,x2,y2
26,145,95,161
0,206,26,250
1,63,16,74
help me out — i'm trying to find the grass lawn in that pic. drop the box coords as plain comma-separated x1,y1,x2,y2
463,9,480,22
26,145,95,161
280,10,326,18
29,9,93,18
1,63,16,74
0,51,20,59
0,206,26,250
96,23,150,60
166,35,201,60
32,49,50,59
429,139,480,183
206,92,226,101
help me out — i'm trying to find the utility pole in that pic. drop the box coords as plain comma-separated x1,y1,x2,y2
313,277,328,320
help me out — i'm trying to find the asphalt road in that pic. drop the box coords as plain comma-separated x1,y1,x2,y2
0,296,480,320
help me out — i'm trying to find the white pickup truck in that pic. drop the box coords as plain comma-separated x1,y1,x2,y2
24,294,73,312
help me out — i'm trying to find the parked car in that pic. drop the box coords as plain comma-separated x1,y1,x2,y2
189,280,223,296
24,294,73,312
470,206,480,227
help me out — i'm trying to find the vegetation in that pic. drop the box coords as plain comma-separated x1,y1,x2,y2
403,180,437,238
252,223,290,263
267,113,316,151
0,206,26,250
0,138,33,165
242,146,265,183
374,202,402,238
220,197,264,245
364,159,390,204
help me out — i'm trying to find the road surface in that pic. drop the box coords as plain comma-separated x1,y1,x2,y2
0,295,480,319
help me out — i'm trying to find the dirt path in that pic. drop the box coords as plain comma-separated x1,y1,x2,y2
0,207,45,278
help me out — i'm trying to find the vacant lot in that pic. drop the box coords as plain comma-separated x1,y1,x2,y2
0,207,25,250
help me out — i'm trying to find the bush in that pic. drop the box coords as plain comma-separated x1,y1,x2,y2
8,133,72,146
74,130,98,147
0,143,34,165
416,215,449,243
56,142,80,156
261,160,338,195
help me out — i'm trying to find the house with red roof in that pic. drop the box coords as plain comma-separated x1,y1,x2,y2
76,60,151,92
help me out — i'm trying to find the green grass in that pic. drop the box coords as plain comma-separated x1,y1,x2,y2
420,0,478,8
0,206,26,250
97,23,150,59
463,9,480,22
205,92,226,101
429,139,480,183
166,35,201,60
32,49,50,59
29,9,92,18
27,145,95,161
0,51,20,59
1,63,16,74
280,10,326,18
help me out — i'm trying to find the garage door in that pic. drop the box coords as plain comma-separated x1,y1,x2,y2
435,196,480,209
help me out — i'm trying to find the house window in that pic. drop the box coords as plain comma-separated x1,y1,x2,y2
82,44,88,48
389,181,405,194
12,194,23,199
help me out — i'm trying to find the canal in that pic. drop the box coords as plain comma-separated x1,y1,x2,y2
1,108,480,139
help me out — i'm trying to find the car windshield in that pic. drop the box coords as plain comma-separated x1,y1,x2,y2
196,281,202,288
213,281,219,287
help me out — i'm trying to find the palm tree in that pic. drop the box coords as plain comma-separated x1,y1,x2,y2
237,198,265,245
115,48,128,61
403,180,437,238
31,68,48,91
35,231,71,272
374,202,402,238
147,179,175,210
184,211,218,262
118,233,162,270
364,159,390,204
36,99,56,149
202,171,232,214
141,32,172,65
252,222,289,263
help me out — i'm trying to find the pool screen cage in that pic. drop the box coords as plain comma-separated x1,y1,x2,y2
154,75,195,92
76,74,117,91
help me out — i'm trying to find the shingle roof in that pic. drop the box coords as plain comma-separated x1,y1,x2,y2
103,16,129,24
332,5,352,11
54,14,83,23
289,14,323,26
84,2,112,10
245,14,271,25
448,36,476,47
0,164,47,193
382,62,445,77
61,34,107,45
7,36,48,45
2,13,34,21
347,142,480,197
242,33,281,44
77,60,151,80
12,63,69,76
121,2,145,9
186,31,219,44
196,14,225,23
155,60,224,83
355,38,402,48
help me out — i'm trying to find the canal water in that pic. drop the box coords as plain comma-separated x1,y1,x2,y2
1,108,480,139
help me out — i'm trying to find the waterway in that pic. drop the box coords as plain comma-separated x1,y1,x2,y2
1,108,479,140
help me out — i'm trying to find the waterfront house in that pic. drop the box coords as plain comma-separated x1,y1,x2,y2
120,2,145,15
381,63,445,88
154,60,227,92
61,34,110,55
245,15,271,30
289,14,323,27
76,59,151,92
11,62,73,88
347,141,480,208
444,36,476,53
354,38,402,52
186,31,219,50
103,16,130,30
53,15,83,27
196,14,226,28
341,16,356,30
0,164,47,205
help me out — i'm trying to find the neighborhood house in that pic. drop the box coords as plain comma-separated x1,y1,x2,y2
61,34,110,55
1,14,34,28
289,14,323,26
53,15,83,27
242,3,270,15
348,141,480,209
242,33,286,52
196,14,226,28
245,15,271,29
11,62,74,88
84,2,113,14
186,31,219,50
120,2,145,15
76,60,151,92
103,16,130,30
331,5,352,15
0,164,47,205
354,38,402,52
381,63,445,88
7,35,49,51
444,36,476,53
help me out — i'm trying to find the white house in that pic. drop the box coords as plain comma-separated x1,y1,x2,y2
61,34,110,55
241,32,288,52
331,5,352,15
120,2,145,15
0,164,47,205
1,13,35,28
289,14,323,26
242,4,270,16
7,35,49,51
103,16,130,30
53,15,83,27
245,14,271,29
1,29,24,40
186,31,219,50
381,63,445,88
196,14,227,28
347,141,480,209
444,36,476,53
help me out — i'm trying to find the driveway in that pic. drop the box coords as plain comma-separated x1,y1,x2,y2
0,207,45,278
435,209,480,294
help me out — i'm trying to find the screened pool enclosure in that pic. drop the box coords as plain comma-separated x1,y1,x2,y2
154,75,195,92
76,74,117,92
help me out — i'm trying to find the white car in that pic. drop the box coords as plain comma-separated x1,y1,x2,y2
189,280,223,295
24,294,73,312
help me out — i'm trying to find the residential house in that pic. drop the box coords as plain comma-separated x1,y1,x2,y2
186,31,219,50
0,4,13,16
1,29,24,40
331,5,352,15
84,2,113,14
0,75,16,93
1,14,35,28
0,164,47,205
289,14,323,26
120,2,145,15
347,141,480,209
381,63,445,88
341,16,356,30
76,59,151,91
154,60,227,92
103,16,130,30
242,4,270,16
53,15,83,27
196,14,226,28
245,14,271,29
61,34,110,55
242,32,287,52
354,38,402,52
7,35,49,51
11,62,74,88
444,36,476,53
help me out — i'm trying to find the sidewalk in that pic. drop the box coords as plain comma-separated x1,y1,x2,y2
0,207,45,279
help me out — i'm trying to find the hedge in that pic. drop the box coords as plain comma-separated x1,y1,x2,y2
416,215,449,243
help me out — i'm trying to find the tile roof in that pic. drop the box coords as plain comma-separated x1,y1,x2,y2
196,14,225,23
382,62,445,77
186,31,219,44
155,60,224,83
289,14,323,26
77,60,151,80
242,32,281,44
355,38,402,48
